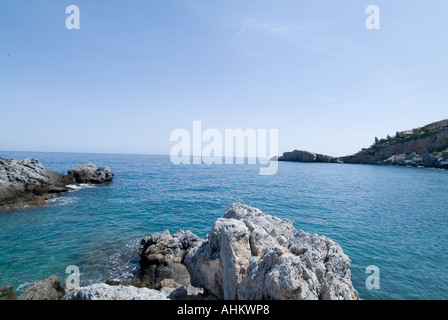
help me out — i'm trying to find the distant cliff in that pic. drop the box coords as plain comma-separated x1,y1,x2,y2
276,119,448,169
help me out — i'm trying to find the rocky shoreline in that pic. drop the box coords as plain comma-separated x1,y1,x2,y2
1,203,359,300
275,120,448,170
276,149,448,169
0,157,114,211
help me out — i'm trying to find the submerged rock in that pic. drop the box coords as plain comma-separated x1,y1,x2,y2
64,283,169,300
0,157,114,211
184,203,359,300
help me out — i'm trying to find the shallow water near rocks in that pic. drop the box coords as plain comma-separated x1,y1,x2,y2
1,151,448,299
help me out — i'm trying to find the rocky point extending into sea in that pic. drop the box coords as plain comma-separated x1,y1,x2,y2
275,119,448,170
0,157,114,211
1,203,359,300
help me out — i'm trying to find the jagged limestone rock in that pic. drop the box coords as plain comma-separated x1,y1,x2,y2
184,203,359,300
64,283,169,300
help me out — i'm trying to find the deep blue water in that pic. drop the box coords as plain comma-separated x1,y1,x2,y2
1,151,448,300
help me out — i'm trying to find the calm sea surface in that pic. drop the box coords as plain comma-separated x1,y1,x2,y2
1,151,448,299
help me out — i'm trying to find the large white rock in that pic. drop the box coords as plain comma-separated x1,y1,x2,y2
64,283,169,300
184,203,359,300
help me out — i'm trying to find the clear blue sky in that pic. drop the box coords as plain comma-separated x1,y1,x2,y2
1,0,447,156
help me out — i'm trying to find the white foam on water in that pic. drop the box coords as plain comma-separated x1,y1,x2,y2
46,196,80,207
79,184,95,188
16,280,36,293
105,239,141,283
66,184,95,190
65,184,82,190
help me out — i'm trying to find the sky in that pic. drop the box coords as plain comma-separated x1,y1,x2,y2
1,0,447,157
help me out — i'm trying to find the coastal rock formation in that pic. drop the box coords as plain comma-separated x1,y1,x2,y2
0,285,17,300
134,230,206,299
0,157,114,210
421,151,448,169
1,203,358,300
19,276,65,300
67,163,114,184
381,153,423,167
277,150,341,163
341,120,448,168
0,158,72,209
275,119,448,170
184,203,358,300
378,151,448,168
64,283,169,300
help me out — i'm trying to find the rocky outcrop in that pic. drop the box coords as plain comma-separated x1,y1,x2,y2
275,120,448,170
381,153,423,167
2,203,358,300
133,203,358,300
133,230,207,300
183,203,358,300
0,285,17,300
341,120,448,168
422,151,448,169
64,283,169,300
0,158,114,211
378,151,448,168
131,203,359,300
19,276,65,300
277,150,341,163
0,158,72,210
67,163,114,184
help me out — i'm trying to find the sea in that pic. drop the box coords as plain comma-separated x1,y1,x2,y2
1,151,448,300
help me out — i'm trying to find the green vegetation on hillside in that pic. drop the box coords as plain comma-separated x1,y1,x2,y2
364,120,448,155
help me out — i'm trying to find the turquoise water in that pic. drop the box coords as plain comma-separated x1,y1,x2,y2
1,151,448,300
